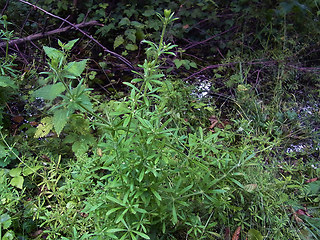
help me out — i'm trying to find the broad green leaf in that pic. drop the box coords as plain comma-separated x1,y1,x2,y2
113,35,124,49
125,43,138,51
173,59,184,69
118,17,130,26
247,229,263,240
9,167,22,177
53,108,69,136
189,61,197,68
33,82,65,101
64,59,88,78
34,117,54,138
0,76,16,88
142,9,155,17
23,165,42,176
43,46,64,61
130,21,144,28
0,213,12,229
2,230,15,240
10,175,24,189
64,39,79,51
125,29,136,43
0,144,7,158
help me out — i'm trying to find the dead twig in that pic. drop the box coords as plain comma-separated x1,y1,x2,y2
17,0,135,70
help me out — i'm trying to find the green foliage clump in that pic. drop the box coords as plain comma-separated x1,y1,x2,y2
0,1,319,239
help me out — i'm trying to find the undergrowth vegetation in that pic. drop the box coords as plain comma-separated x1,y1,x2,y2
0,1,320,240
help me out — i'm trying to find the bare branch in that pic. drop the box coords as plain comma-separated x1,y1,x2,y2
17,0,135,70
0,21,101,48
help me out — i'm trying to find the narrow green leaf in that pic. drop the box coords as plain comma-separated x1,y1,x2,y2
151,188,162,201
105,195,125,206
105,228,126,233
138,170,145,182
172,203,178,225
132,230,150,239
106,207,123,216
115,209,128,223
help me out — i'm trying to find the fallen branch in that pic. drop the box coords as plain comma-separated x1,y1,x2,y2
17,0,135,70
0,20,101,48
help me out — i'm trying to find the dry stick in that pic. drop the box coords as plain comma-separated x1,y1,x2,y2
0,20,101,48
0,0,10,16
18,0,135,70
20,0,40,36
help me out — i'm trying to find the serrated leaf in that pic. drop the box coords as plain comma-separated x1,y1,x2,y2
33,82,65,101
114,35,124,49
10,175,24,189
64,39,79,51
43,46,64,61
9,167,22,177
64,60,87,78
53,108,69,136
34,117,54,138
